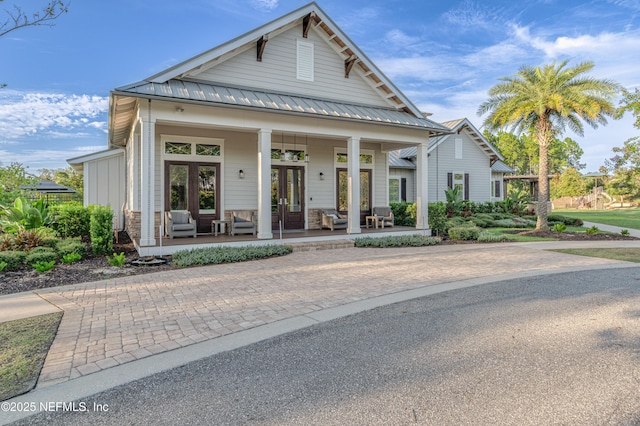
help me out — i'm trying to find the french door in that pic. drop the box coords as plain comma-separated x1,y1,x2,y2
165,161,220,234
271,166,305,230
336,168,371,225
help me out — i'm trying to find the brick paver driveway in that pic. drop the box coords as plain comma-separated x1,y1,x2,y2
35,243,624,387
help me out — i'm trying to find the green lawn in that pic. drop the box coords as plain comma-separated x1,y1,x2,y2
0,312,62,401
554,208,640,230
551,248,640,263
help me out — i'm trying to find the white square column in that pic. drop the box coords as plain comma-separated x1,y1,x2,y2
347,136,361,234
257,129,273,239
415,141,430,232
140,102,156,246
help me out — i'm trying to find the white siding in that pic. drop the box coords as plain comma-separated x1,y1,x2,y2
197,26,389,107
429,133,492,203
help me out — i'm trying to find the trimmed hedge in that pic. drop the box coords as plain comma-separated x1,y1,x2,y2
56,239,87,258
172,244,293,267
26,247,58,265
354,234,441,248
90,206,113,256
448,226,481,241
50,202,91,238
0,251,26,270
546,214,583,226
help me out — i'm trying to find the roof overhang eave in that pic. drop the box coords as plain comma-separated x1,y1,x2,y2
110,90,450,135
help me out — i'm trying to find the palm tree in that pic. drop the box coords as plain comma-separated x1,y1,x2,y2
478,60,620,231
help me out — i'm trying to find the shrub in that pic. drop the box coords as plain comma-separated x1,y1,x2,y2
61,252,82,264
547,214,583,226
0,261,7,272
90,206,113,255
107,252,126,267
50,202,91,238
553,223,567,233
586,225,599,235
34,260,56,273
428,202,447,236
493,218,535,228
13,229,42,251
621,229,630,236
0,234,17,251
39,236,60,249
354,235,441,248
390,202,416,226
26,247,58,265
172,244,292,267
56,239,87,258
0,251,26,270
448,226,481,241
477,231,507,242
0,197,51,232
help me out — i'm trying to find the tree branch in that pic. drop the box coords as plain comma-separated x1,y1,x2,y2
0,1,68,38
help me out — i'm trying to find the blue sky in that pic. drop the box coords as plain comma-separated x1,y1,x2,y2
1,0,639,173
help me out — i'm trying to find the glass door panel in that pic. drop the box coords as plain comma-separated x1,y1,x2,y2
198,166,216,215
169,164,189,211
336,168,371,225
287,168,302,213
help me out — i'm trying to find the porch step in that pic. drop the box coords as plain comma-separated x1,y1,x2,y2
288,239,355,252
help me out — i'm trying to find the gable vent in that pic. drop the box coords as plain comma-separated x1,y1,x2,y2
297,40,314,82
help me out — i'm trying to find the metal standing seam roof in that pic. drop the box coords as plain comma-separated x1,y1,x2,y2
491,160,515,174
388,150,415,168
114,79,451,132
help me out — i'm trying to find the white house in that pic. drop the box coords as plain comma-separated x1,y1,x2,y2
68,2,451,255
388,118,514,204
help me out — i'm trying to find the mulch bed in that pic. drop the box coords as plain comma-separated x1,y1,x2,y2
0,230,637,296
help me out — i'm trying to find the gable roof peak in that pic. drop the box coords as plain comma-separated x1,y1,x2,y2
143,2,424,118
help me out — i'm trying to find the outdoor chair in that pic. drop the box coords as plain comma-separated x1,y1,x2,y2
231,210,257,236
321,209,348,231
372,206,394,228
165,211,197,239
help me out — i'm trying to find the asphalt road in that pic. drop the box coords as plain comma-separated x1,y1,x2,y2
15,267,640,425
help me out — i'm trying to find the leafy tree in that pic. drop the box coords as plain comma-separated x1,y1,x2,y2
478,60,619,230
0,0,68,38
38,167,83,197
550,167,588,199
0,162,37,205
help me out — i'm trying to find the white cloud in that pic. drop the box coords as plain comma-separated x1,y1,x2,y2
251,0,278,11
0,91,108,141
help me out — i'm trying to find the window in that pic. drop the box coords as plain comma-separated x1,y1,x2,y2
195,144,220,156
455,138,463,159
165,142,191,155
493,180,501,198
448,172,469,200
335,153,373,165
389,178,401,204
297,40,314,82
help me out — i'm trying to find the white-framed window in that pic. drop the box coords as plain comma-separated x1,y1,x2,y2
455,138,463,159
334,149,374,168
162,135,224,161
453,172,464,192
389,177,401,203
297,40,314,82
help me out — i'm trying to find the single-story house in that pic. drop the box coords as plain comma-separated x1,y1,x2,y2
68,2,453,255
388,118,514,204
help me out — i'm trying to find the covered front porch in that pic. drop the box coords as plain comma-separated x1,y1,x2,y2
134,225,424,256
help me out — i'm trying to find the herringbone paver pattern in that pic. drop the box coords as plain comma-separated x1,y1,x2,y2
34,244,622,387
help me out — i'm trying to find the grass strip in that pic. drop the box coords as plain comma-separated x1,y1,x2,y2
0,312,63,401
550,248,640,263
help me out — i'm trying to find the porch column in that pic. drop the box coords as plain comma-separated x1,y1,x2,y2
257,129,273,239
347,136,361,234
415,141,430,232
140,101,156,246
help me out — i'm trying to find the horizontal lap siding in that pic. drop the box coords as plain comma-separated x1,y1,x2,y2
198,27,389,107
428,134,492,203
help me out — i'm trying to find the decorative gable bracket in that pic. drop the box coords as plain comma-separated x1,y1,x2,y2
302,12,316,38
257,35,269,62
344,55,358,78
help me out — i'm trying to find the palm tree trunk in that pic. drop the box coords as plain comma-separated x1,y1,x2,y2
536,120,551,231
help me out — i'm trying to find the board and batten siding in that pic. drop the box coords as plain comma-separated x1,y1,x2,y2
84,152,125,230
197,25,389,108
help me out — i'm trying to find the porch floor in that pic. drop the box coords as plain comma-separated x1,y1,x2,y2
135,225,424,256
